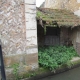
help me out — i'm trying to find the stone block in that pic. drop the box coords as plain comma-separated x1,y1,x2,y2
76,31,80,42
4,54,26,67
26,30,37,46
24,0,36,4
26,37,37,46
26,30,37,38
25,20,37,30
76,42,80,55
25,13,36,20
25,4,36,13
26,47,38,54
25,53,38,65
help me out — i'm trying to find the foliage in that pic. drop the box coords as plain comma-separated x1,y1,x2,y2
18,68,48,79
37,11,43,18
12,63,19,80
38,46,79,70
20,72,37,79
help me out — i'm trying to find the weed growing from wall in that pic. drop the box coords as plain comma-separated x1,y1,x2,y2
12,63,19,80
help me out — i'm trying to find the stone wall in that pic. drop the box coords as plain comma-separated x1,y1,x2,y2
60,27,69,45
70,28,77,47
76,42,80,55
45,0,80,12
75,28,80,55
70,27,80,55
0,0,25,55
0,0,38,78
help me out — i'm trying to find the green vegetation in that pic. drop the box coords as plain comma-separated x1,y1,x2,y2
11,46,80,80
38,46,79,70
20,68,48,79
11,63,19,80
37,11,43,18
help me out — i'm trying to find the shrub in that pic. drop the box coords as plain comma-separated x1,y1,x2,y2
38,46,79,70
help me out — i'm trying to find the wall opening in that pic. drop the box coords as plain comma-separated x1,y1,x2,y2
44,27,60,46
46,27,60,36
37,23,44,46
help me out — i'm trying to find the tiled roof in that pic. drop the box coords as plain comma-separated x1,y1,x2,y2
37,8,80,27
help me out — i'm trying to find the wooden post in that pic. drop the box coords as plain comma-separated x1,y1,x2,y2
0,40,6,80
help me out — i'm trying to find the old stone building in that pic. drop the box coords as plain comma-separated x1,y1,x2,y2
45,0,80,16
43,0,80,54
37,8,80,55
0,0,38,79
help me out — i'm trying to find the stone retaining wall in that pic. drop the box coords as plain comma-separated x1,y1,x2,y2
45,0,80,12
0,0,38,78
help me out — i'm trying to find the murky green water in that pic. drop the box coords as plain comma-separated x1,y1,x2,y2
39,66,80,80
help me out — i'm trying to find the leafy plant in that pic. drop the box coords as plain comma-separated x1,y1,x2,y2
12,63,19,80
38,46,79,70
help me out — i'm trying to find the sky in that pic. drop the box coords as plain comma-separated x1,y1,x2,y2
36,0,45,7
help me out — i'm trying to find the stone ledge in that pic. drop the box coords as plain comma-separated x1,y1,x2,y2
21,57,80,80
5,64,38,80
4,57,80,80
4,53,38,67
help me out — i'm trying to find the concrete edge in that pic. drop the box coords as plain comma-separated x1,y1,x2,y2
21,57,80,80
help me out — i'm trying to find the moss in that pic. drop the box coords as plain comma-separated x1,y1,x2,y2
19,67,49,79
68,58,80,67
37,11,48,18
20,58,80,80
37,8,80,27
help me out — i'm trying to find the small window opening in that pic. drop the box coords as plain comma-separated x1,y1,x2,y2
46,27,60,36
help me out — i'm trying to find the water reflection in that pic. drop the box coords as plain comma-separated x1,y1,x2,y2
39,67,80,80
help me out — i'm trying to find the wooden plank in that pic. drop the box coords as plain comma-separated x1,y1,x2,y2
45,36,60,46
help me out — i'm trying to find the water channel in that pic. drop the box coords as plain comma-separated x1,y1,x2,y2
39,66,80,80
